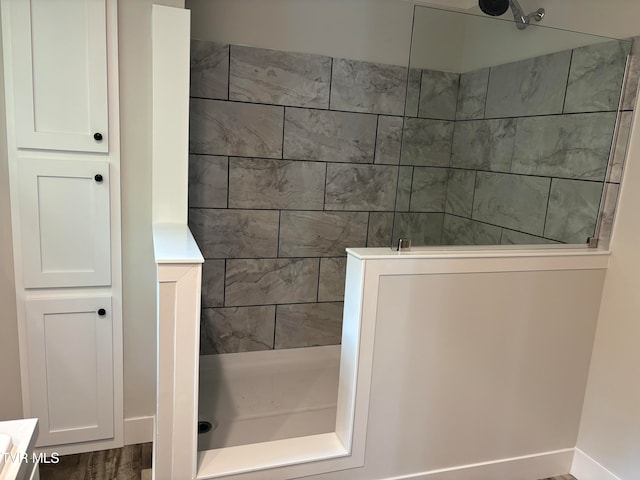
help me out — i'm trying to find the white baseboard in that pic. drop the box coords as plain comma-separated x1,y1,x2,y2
124,415,154,445
571,448,623,480
382,449,573,480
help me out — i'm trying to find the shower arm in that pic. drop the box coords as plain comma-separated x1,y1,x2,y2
508,0,545,30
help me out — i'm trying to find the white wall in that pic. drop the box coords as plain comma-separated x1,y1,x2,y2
186,0,416,67
187,0,638,73
0,0,639,459
118,0,184,425
574,74,640,479
0,8,22,422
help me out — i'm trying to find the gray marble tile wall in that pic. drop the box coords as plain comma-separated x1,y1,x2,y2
442,39,634,247
190,38,636,354
190,40,431,355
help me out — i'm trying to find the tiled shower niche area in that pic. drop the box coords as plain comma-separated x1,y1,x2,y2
188,38,637,354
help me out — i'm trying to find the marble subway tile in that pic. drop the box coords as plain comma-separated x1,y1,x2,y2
409,167,448,212
283,108,377,163
228,157,325,210
201,259,225,308
609,111,633,183
597,183,620,249
395,166,413,212
225,258,319,306
190,40,229,100
451,119,515,172
275,302,344,349
472,172,550,236
188,208,279,258
392,212,444,246
485,50,571,118
400,118,454,167
564,40,630,113
367,212,394,247
405,68,422,117
501,230,559,245
456,68,489,120
445,169,476,217
188,155,228,209
189,99,284,158
279,211,368,257
441,215,501,246
229,45,331,108
201,306,275,354
544,179,603,244
512,112,616,181
330,58,407,115
375,116,403,165
325,164,398,211
418,69,459,121
318,257,347,302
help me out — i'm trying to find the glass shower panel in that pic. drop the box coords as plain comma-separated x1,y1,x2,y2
393,5,631,248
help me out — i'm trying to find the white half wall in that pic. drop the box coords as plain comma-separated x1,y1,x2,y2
260,250,607,480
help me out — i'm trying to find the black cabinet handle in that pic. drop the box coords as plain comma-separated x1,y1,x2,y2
98,308,106,316
95,174,103,182
94,132,103,141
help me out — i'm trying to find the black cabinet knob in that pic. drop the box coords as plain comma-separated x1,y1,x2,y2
93,132,103,141
94,174,103,182
98,308,106,316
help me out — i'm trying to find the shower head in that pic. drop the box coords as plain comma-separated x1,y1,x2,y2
479,0,510,16
479,0,545,30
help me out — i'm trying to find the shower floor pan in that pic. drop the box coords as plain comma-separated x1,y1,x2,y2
198,344,340,451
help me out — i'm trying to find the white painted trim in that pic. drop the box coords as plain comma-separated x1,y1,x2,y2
151,5,191,225
154,262,202,480
377,449,574,480
124,416,154,446
346,247,609,274
571,448,623,480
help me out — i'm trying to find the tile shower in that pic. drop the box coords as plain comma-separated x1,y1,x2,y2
188,38,636,354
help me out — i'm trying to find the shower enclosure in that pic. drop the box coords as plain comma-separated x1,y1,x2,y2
162,1,639,478
392,6,632,249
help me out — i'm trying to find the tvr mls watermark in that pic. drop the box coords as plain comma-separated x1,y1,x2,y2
1,452,60,464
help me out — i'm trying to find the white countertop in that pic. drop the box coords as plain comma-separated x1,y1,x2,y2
346,244,610,260
153,223,204,264
0,419,38,480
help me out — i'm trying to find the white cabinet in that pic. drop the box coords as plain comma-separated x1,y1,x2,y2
18,158,111,288
2,0,123,453
8,0,108,152
26,297,114,447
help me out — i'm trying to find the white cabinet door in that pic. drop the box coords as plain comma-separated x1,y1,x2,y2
26,296,114,447
18,158,111,288
9,0,108,152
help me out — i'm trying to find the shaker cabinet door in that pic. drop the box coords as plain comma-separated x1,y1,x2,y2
8,0,108,152
26,296,114,447
18,158,111,288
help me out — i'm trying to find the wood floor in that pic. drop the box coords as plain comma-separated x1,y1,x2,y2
38,444,576,480
38,443,152,480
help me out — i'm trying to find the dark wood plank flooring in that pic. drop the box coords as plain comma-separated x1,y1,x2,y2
39,443,151,480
